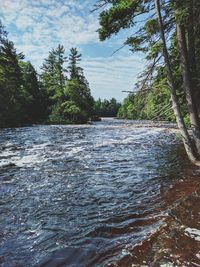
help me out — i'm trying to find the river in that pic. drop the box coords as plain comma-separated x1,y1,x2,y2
0,118,200,266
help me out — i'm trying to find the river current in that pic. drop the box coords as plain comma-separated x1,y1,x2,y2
0,118,200,266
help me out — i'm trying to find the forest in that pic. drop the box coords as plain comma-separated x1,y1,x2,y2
0,21,120,127
1,1,200,266
115,0,199,125
95,0,200,164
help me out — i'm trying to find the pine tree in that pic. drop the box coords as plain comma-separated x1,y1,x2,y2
0,28,23,127
0,21,49,127
41,44,67,103
68,47,82,80
63,47,94,123
20,61,46,123
95,0,200,164
40,44,68,122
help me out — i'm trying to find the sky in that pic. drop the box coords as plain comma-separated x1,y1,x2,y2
0,0,146,101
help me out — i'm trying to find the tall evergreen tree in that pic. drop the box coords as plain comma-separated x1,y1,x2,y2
0,21,49,127
0,24,23,127
40,44,68,122
20,61,46,123
68,47,82,80
63,47,94,123
41,44,67,103
95,0,200,164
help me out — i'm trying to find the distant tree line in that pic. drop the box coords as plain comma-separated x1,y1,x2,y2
94,98,121,117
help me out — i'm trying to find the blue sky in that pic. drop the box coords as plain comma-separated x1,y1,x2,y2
0,0,146,101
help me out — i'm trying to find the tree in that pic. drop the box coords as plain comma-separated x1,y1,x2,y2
41,44,67,103
174,0,200,153
40,44,68,121
155,0,197,162
0,21,49,127
63,48,94,123
94,98,121,117
68,47,82,80
0,21,94,126
40,46,94,124
96,0,200,164
0,24,23,127
20,61,47,123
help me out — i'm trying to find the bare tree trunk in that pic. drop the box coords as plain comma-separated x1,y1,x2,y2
154,0,200,164
176,23,200,153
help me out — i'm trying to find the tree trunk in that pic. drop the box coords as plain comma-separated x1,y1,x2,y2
187,0,196,75
176,23,200,154
154,0,200,164
187,0,200,112
189,0,200,112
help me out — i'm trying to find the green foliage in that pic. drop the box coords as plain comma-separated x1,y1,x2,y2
97,0,198,125
144,19,159,36
41,44,67,103
118,63,190,122
94,98,121,117
68,47,82,80
98,0,145,41
118,92,147,119
0,25,23,127
61,101,84,123
63,78,94,123
41,46,94,124
19,61,47,123
98,0,154,55
0,21,49,127
0,21,95,127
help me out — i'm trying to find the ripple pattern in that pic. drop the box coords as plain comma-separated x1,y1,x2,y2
0,119,188,266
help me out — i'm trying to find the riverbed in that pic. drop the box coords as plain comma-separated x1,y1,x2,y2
0,118,200,266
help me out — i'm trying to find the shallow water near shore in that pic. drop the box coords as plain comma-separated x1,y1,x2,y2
0,118,200,266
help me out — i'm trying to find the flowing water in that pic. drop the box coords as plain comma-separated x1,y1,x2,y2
0,118,200,267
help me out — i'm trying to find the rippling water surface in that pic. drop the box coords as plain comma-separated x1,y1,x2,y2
0,118,196,266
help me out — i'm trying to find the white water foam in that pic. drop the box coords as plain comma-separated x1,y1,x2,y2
185,227,200,241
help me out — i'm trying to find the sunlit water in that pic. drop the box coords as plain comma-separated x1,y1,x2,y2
0,118,193,266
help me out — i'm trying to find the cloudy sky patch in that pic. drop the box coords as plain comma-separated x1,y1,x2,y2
0,0,145,101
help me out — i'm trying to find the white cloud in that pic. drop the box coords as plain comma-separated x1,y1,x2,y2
0,0,99,56
82,54,145,101
0,0,146,100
